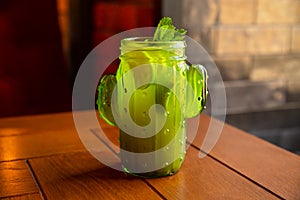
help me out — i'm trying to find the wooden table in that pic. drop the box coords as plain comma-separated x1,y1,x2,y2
0,112,299,199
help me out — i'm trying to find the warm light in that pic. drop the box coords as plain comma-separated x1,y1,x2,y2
0,128,27,161
0,128,25,136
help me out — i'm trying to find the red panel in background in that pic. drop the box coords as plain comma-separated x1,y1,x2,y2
93,1,156,44
92,1,157,75
119,5,138,30
137,7,154,27
93,3,119,31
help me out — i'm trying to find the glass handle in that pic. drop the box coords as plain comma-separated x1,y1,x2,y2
194,64,208,110
185,64,208,118
97,74,117,126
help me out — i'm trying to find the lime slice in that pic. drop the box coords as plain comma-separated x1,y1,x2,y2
97,74,117,126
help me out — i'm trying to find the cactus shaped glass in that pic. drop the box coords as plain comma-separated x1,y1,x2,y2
97,37,208,178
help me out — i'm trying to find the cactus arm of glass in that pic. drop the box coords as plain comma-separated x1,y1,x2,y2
96,74,117,126
185,64,208,118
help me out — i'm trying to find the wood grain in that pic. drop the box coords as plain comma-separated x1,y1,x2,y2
0,112,85,162
0,112,76,136
1,193,42,200
193,114,300,200
0,161,39,198
0,129,85,162
146,147,279,200
29,151,162,200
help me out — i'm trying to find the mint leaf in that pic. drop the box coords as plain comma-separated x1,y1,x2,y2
153,17,187,41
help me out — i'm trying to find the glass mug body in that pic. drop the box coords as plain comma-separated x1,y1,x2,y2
97,37,207,178
117,37,188,178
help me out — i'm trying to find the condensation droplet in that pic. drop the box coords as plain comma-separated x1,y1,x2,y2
197,80,201,84
180,156,184,162
198,96,202,101
124,88,127,93
181,120,186,128
164,128,170,134
164,111,170,116
164,162,169,167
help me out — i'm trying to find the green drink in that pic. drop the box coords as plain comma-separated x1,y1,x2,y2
118,38,186,177
97,37,207,177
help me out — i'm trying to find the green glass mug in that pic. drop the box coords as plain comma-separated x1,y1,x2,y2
97,37,208,178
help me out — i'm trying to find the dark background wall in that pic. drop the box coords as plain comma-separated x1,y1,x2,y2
0,0,160,118
0,0,71,117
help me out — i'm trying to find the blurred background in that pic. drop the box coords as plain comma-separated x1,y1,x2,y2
0,0,299,153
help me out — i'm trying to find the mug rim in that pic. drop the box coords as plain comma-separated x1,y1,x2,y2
121,37,186,49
